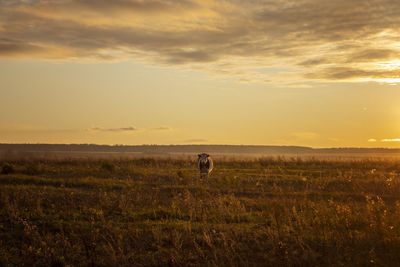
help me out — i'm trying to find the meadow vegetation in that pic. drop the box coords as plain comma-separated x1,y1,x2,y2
1,157,400,266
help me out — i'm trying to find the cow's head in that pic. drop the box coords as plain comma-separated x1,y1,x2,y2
198,153,209,164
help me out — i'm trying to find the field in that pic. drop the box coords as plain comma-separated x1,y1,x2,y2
1,156,400,266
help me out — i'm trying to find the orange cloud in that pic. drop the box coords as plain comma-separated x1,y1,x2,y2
2,0,400,83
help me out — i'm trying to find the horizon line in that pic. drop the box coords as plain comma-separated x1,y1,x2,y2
0,143,399,150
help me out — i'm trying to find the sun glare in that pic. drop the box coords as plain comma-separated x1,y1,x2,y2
377,59,400,70
376,78,400,84
371,59,400,84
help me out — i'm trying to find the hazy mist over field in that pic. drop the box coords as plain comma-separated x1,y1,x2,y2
1,0,400,147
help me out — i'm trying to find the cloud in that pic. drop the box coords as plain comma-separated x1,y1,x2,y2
2,0,400,83
368,138,377,142
346,49,398,63
69,0,198,14
381,138,400,142
298,58,329,67
306,67,400,80
0,40,44,55
89,126,138,132
152,126,172,131
88,125,173,132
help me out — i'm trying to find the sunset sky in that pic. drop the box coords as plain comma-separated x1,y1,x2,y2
1,0,400,147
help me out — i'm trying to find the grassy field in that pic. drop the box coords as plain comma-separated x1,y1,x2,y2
1,157,400,266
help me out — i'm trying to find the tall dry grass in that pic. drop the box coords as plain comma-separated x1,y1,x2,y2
1,157,400,266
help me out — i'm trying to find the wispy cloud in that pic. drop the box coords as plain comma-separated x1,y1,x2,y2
381,138,400,142
368,138,400,142
89,126,138,132
88,125,173,133
2,0,400,83
152,126,172,131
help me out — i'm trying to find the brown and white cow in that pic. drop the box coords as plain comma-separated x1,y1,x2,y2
197,153,213,178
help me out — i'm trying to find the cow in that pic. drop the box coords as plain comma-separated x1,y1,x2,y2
197,153,213,178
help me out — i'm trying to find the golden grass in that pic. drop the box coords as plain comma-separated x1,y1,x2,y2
1,157,400,266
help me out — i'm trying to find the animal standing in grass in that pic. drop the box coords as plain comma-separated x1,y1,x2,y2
197,153,213,178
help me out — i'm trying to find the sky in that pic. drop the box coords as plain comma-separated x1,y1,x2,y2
0,0,400,147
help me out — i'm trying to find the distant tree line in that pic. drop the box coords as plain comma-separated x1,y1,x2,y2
0,143,399,154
